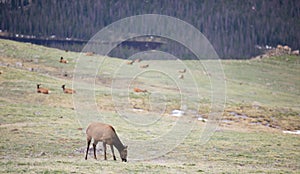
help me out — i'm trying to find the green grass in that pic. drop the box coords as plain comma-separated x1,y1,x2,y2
0,39,299,173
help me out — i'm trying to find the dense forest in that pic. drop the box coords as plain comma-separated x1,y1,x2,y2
0,0,300,59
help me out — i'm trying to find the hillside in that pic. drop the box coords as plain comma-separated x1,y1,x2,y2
0,39,299,173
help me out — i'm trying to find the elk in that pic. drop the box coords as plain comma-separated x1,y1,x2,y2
178,68,186,73
178,74,184,79
85,52,94,56
61,84,76,94
37,84,51,94
126,60,134,65
59,57,68,63
277,44,283,50
283,45,291,54
140,64,149,68
133,87,147,93
134,58,142,63
292,50,299,55
85,122,128,162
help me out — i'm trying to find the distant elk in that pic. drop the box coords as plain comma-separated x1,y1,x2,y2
178,74,184,79
134,58,142,63
140,64,149,68
85,52,94,56
85,122,128,162
133,87,148,93
178,68,186,73
277,44,283,50
37,84,51,94
59,57,68,63
283,45,292,54
126,60,134,65
292,50,299,55
61,84,76,94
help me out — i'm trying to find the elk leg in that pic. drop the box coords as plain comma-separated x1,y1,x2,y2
110,144,116,160
103,142,107,160
85,138,91,160
93,141,98,160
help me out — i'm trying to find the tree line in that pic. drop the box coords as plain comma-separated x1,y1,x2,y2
1,0,299,59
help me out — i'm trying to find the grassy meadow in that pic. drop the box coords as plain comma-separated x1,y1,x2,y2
0,39,299,173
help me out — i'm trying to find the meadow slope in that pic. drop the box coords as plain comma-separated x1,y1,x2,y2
0,39,299,173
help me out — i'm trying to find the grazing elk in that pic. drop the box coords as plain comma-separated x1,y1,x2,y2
37,84,51,94
85,122,128,162
61,84,76,94
59,57,68,63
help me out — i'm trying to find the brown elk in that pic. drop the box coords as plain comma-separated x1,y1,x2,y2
59,57,68,63
292,50,299,55
283,45,292,54
178,74,184,79
37,84,51,94
134,58,142,63
126,60,134,65
133,87,147,93
61,84,76,94
85,52,94,56
178,68,186,73
140,64,149,68
85,122,128,162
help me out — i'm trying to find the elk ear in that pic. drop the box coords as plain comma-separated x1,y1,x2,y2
125,145,128,149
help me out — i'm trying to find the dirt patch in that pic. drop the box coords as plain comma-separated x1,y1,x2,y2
222,104,300,131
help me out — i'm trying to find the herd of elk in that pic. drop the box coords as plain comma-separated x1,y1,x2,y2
178,68,186,79
36,55,194,163
85,122,128,162
36,55,125,162
37,57,76,94
126,58,142,65
36,84,75,94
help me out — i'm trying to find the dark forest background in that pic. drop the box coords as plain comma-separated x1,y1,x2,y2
0,0,299,59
